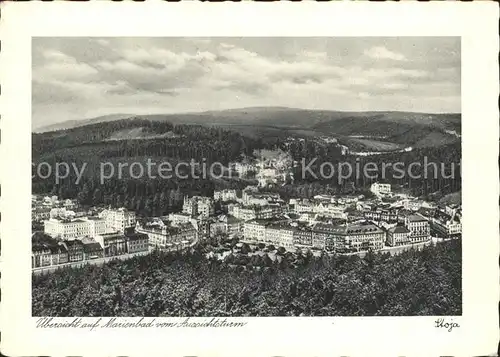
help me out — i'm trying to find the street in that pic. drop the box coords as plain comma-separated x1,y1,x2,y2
339,237,454,259
32,238,200,275
32,250,151,275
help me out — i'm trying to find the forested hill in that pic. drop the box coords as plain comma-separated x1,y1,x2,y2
35,107,461,148
32,118,265,160
32,115,461,216
32,118,270,215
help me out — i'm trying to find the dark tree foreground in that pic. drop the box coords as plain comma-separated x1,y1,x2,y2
32,240,461,317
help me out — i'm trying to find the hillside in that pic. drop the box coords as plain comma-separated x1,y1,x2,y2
34,113,135,133
34,107,461,151
31,116,461,216
105,127,181,141
34,107,460,130
439,191,462,205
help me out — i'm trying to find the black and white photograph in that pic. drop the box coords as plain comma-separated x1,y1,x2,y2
1,3,498,356
30,37,463,317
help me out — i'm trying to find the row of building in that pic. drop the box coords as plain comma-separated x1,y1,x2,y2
243,220,386,252
229,149,295,188
242,212,432,253
32,195,79,221
31,230,149,268
135,218,198,250
43,208,137,240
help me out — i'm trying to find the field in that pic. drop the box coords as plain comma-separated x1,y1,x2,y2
207,123,321,140
346,138,403,152
105,127,180,141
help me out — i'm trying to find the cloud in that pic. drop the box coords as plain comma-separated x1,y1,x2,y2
32,38,461,126
35,50,99,81
364,46,407,61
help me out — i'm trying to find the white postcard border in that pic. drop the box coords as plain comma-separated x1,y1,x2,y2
0,2,499,356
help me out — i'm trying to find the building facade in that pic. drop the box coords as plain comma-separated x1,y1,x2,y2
95,232,128,257
44,218,91,240
62,239,85,262
370,183,391,196
136,221,197,249
81,238,104,259
404,214,431,243
167,213,192,226
334,224,386,253
386,225,411,246
266,225,295,249
293,228,313,247
243,220,268,242
364,209,399,224
32,245,53,268
99,208,136,233
214,189,238,202
182,196,215,218
50,244,69,265
44,216,107,240
125,232,149,254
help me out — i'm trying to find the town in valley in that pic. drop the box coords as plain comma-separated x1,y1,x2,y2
31,37,462,317
32,151,462,272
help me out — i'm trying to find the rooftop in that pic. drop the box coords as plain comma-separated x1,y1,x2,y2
388,225,410,234
406,214,428,223
125,232,149,241
313,222,384,235
82,242,103,251
85,216,104,221
64,239,84,247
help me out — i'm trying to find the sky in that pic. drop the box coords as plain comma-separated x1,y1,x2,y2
32,37,460,129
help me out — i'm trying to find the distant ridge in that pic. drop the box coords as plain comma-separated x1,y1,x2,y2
34,113,135,133
33,107,461,138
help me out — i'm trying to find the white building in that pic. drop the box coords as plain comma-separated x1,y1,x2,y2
136,221,197,249
294,199,346,219
49,207,75,219
44,218,86,240
243,192,281,206
182,196,215,219
432,218,461,237
214,189,238,202
432,209,462,237
404,214,431,243
233,162,255,178
230,205,257,221
209,215,243,238
386,225,411,246
241,186,259,204
167,213,193,226
297,212,319,225
197,197,215,218
370,183,391,196
44,216,107,240
266,224,295,249
99,208,136,233
401,199,423,211
243,220,268,242
84,217,107,237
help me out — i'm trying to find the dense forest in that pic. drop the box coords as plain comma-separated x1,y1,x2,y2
285,140,461,198
32,240,461,317
32,118,264,215
33,118,266,166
